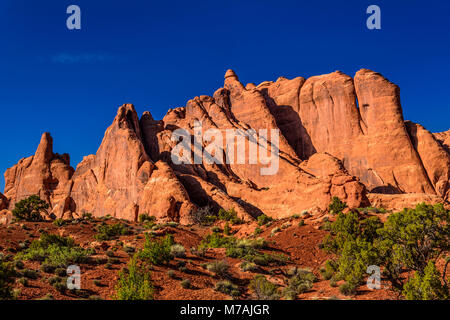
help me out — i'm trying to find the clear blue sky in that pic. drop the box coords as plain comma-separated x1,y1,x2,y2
1,0,449,191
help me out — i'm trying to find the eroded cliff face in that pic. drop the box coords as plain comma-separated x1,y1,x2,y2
4,132,75,218
3,69,448,223
0,192,7,211
258,69,439,196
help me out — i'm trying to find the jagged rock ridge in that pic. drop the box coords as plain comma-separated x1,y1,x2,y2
2,69,449,222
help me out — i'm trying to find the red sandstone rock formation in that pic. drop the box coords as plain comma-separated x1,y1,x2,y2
4,132,74,218
0,192,7,211
434,130,450,155
3,69,448,222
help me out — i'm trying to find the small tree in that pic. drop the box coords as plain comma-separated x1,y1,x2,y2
403,261,449,300
12,195,49,222
328,196,347,214
249,275,279,300
115,258,154,300
377,203,449,291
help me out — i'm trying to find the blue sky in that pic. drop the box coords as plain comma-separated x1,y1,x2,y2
0,0,449,191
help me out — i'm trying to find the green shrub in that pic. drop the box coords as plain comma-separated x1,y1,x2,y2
320,211,382,287
17,277,28,287
115,258,154,300
281,222,291,229
123,246,136,255
0,262,16,299
95,223,132,241
53,219,66,227
14,260,24,270
12,195,49,222
180,279,191,289
320,260,337,280
377,203,449,291
22,269,38,280
328,196,347,214
81,212,93,220
320,203,449,299
137,234,174,265
40,263,56,273
285,268,316,295
339,282,357,296
138,214,156,224
16,233,92,269
190,246,207,257
254,227,262,236
170,244,186,258
257,214,273,226
192,206,217,226
223,222,231,236
55,268,67,277
403,261,449,300
218,208,242,225
215,280,240,297
53,281,67,293
207,260,230,279
249,275,279,300
240,261,258,272
48,276,62,285
199,233,236,249
167,270,176,278
270,227,281,236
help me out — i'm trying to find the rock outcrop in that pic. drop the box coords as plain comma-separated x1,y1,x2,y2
3,69,448,222
434,130,450,155
405,121,450,201
0,192,7,211
4,132,75,218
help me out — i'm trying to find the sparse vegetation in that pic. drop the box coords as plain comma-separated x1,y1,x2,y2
206,260,231,279
137,234,174,266
283,267,316,299
138,214,156,224
328,196,347,215
240,261,258,272
95,222,132,240
180,279,191,289
192,205,217,226
257,214,273,226
218,208,242,225
215,280,240,297
167,270,176,278
170,244,186,258
249,275,279,300
53,219,66,227
115,258,154,300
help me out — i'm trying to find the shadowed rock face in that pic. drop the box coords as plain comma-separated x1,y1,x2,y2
405,122,450,201
0,192,7,211
3,69,448,222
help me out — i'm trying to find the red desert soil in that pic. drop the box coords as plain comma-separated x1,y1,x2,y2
0,213,406,301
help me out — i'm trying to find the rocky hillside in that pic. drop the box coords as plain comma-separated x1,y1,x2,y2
1,69,449,223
